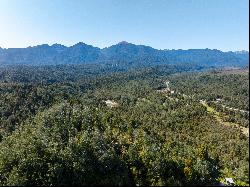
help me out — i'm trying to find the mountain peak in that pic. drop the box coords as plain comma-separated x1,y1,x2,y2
51,43,66,48
71,42,98,49
34,44,50,48
117,41,131,45
73,42,87,46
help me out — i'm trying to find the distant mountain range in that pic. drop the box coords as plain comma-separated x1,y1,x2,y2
0,41,248,68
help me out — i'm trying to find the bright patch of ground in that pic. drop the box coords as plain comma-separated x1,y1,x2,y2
104,100,119,108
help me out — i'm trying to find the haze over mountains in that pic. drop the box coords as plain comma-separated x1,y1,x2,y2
0,41,248,68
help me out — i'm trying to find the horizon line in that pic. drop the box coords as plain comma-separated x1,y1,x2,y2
0,41,249,53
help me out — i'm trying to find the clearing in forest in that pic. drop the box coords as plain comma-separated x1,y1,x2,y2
200,101,249,137
104,100,119,108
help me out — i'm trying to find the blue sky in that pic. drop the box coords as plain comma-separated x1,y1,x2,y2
0,0,248,51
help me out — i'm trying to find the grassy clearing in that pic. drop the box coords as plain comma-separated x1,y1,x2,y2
201,101,249,137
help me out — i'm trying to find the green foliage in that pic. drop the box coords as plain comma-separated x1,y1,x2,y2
0,66,248,186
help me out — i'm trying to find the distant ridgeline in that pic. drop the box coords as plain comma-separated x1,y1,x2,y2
0,42,248,68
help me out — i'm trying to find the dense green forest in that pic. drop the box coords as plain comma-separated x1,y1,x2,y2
0,64,249,186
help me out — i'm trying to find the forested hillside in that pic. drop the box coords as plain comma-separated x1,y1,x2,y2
0,64,248,186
